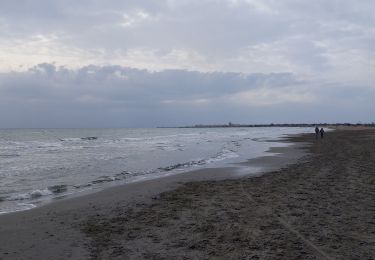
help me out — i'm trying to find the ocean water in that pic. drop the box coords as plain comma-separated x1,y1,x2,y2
0,127,311,214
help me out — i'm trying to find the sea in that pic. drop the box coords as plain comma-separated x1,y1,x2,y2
0,127,311,214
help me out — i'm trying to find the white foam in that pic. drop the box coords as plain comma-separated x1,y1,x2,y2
205,149,239,164
9,189,53,201
0,202,36,215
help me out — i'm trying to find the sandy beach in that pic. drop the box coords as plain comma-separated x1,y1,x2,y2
1,128,375,259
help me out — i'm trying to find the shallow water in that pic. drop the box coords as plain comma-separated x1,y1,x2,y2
0,127,311,213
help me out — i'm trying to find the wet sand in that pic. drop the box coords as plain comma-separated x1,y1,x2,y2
1,129,375,259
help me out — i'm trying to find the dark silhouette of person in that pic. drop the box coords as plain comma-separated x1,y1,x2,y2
320,128,325,139
315,126,319,139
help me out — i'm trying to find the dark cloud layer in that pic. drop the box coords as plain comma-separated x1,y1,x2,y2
0,64,373,127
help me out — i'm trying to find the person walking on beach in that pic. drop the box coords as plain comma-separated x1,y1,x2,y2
320,128,325,139
315,126,319,139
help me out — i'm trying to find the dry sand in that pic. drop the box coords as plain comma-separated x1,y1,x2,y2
1,129,375,259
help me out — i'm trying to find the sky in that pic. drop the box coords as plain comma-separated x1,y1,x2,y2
0,0,374,127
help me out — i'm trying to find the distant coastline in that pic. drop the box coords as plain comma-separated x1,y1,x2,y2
159,123,375,128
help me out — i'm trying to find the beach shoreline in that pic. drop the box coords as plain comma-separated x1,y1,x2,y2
1,128,374,259
0,132,307,259
0,127,311,215
0,130,308,217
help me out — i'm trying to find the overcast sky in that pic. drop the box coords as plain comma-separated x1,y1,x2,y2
0,0,374,127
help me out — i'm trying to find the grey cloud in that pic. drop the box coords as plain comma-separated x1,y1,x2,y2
0,64,299,103
0,0,373,83
0,64,297,127
2,0,373,70
0,1,374,127
0,64,374,128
